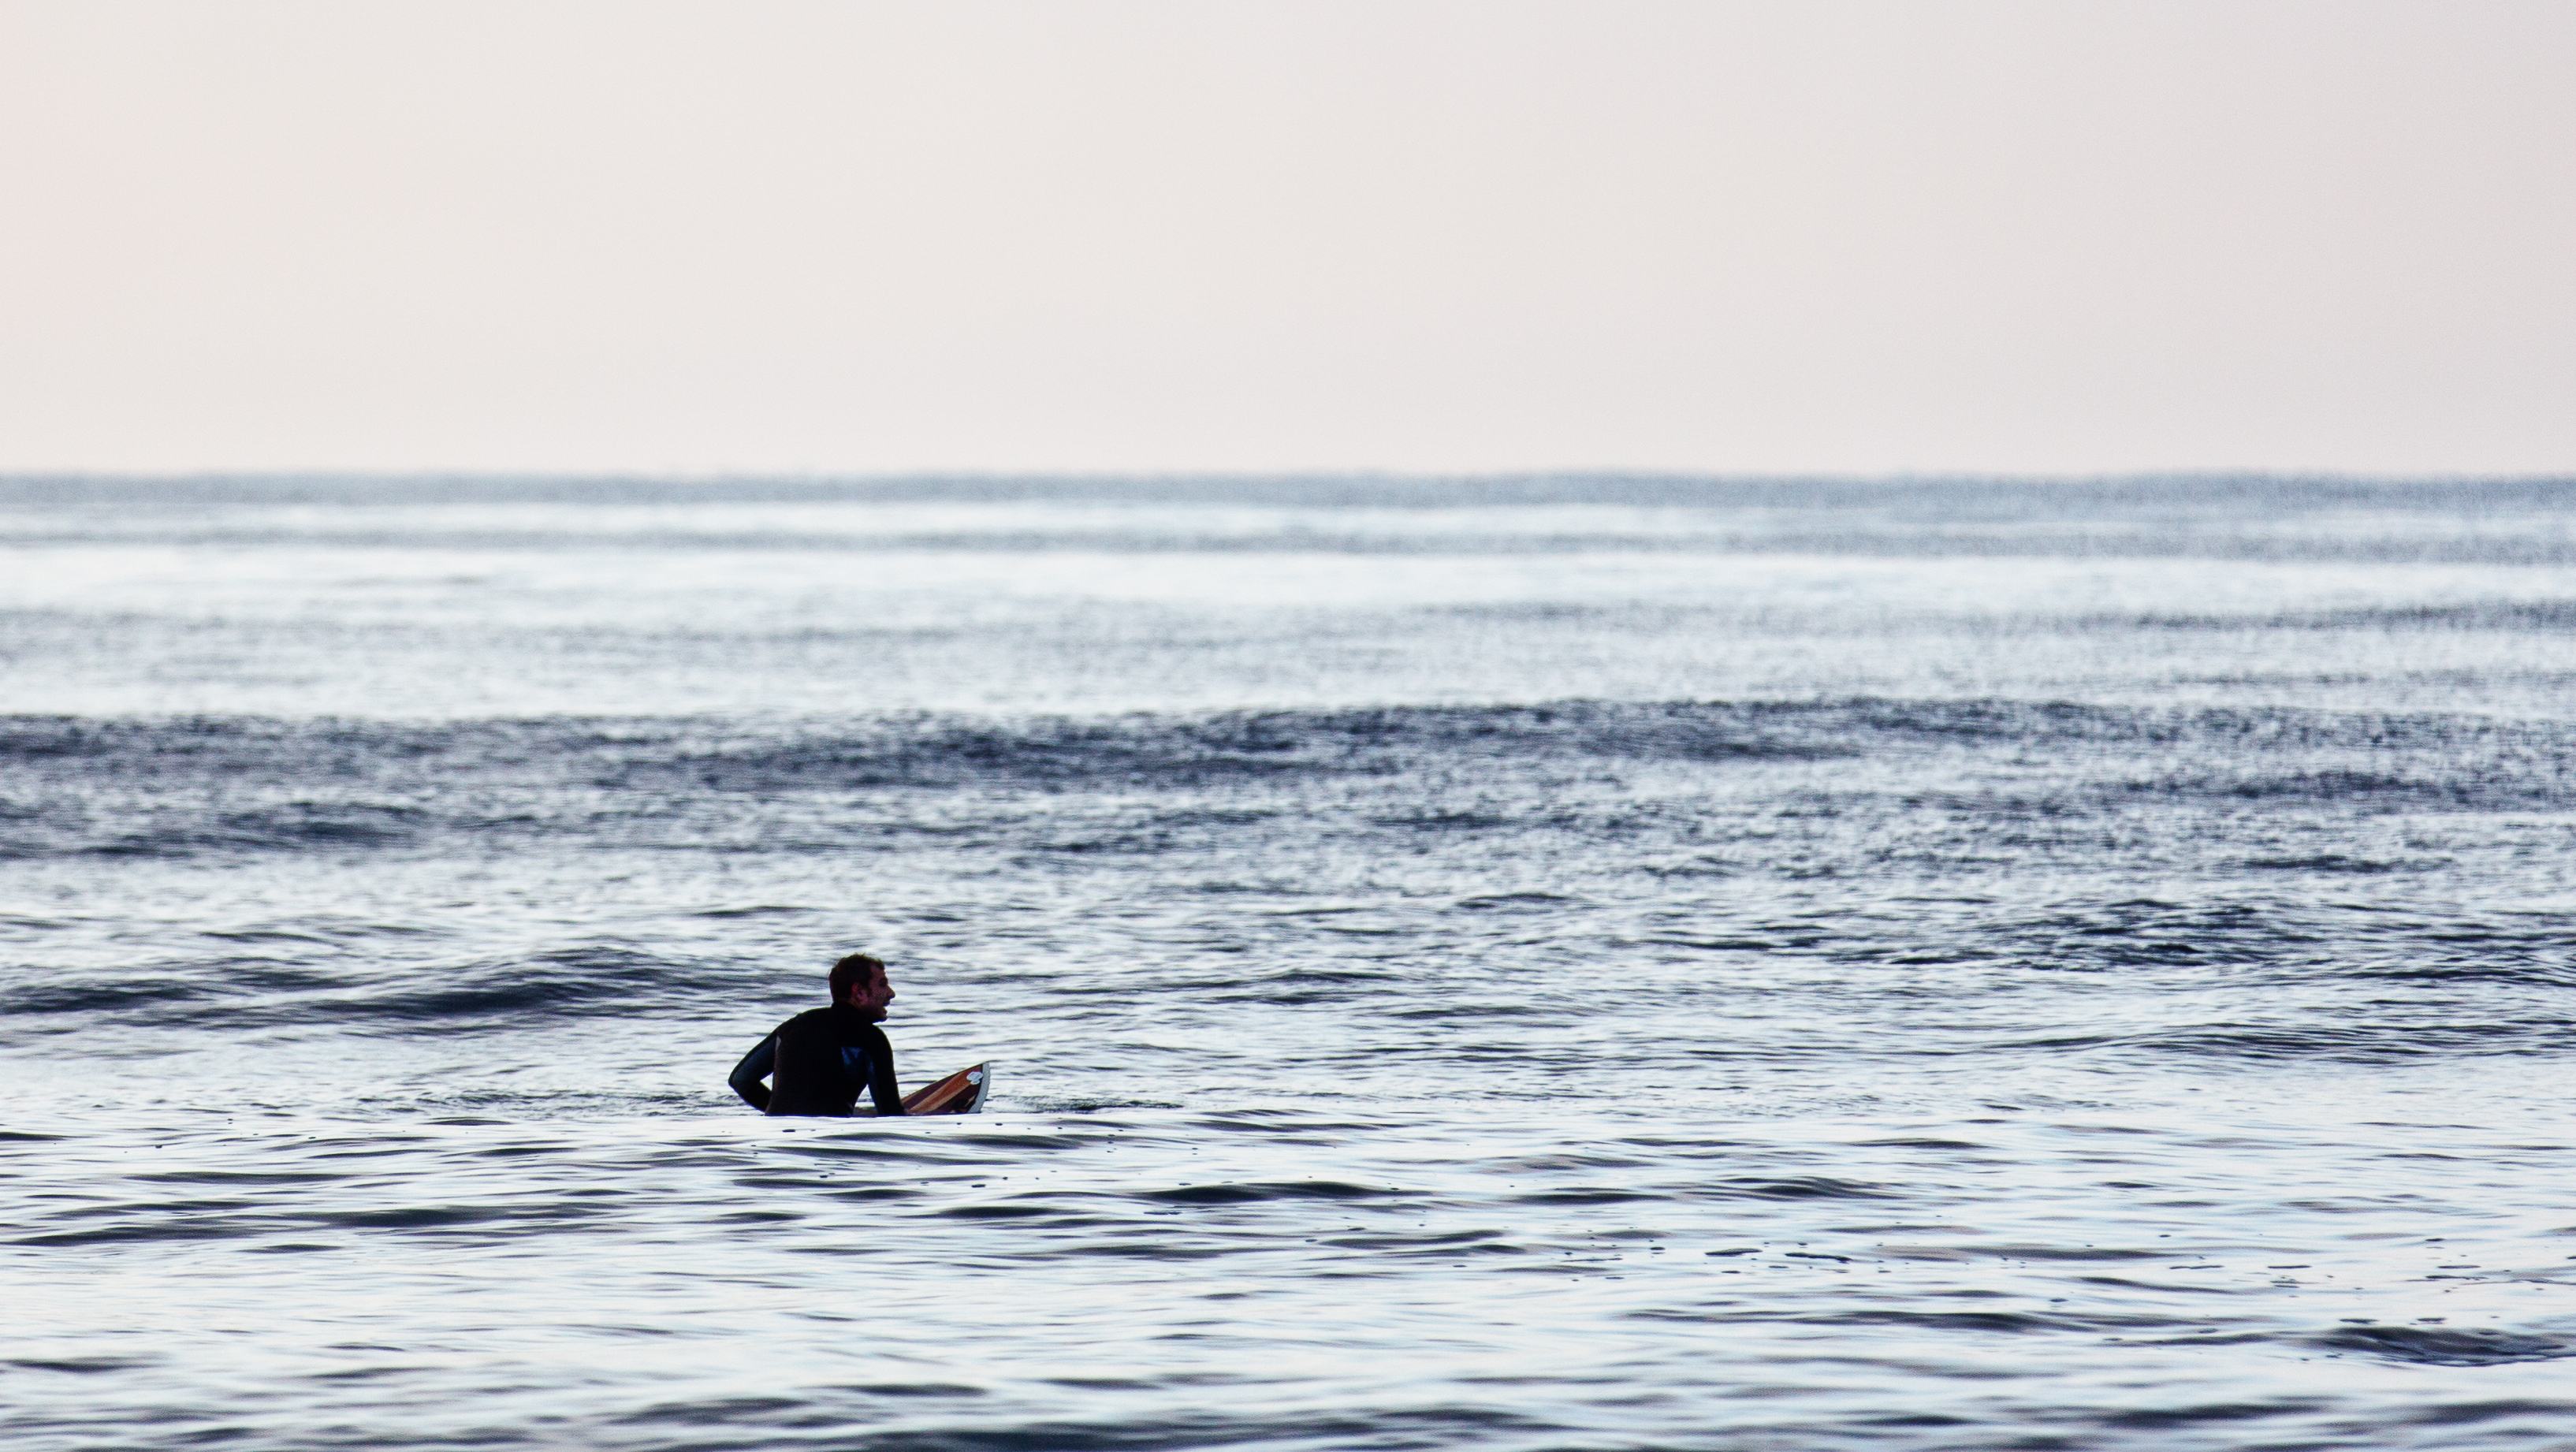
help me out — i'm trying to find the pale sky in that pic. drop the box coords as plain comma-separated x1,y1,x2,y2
2,1,2571,476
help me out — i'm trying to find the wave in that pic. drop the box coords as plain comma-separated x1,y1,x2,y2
6,700,2571,864
9,698,2571,1058
2306,1324,2573,1366
0,944,760,1041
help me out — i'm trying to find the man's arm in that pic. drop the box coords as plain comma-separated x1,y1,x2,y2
728,1035,776,1112
865,1026,904,1116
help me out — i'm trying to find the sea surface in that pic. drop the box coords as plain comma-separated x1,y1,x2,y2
4,474,2575,1450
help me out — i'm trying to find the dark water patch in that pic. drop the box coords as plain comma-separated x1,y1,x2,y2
1639,933,1775,949
937,1203,1072,1220
12,1197,616,1248
1507,1187,1667,1205
102,945,749,1033
2396,1399,2576,1427
1030,832,1187,855
2310,1324,2573,1366
635,717,1354,794
2120,1021,2576,1063
1455,892,1584,910
2111,600,2576,633
1498,1149,1663,1170
2168,771,2521,807
1059,1242,1235,1260
0,913,75,931
770,1142,960,1167
1677,1309,2115,1333
2241,854,2431,873
599,1402,1528,1451
18,1219,255,1247
218,802,426,847
1,977,204,1017
1319,1229,1513,1253
201,926,340,946
0,720,123,759
940,1133,1097,1151
134,1169,344,1186
321,966,631,1027
2343,960,2576,988
1150,809,1277,828
1851,1138,1989,1150
307,1202,609,1231
1365,810,1517,832
5,1357,158,1374
84,802,428,857
1140,1181,1402,1205
2097,1398,2326,1430
1950,1244,2175,1262
604,1393,812,1428
1710,1176,1898,1201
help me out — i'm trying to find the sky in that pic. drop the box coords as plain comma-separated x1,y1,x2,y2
2,1,2571,477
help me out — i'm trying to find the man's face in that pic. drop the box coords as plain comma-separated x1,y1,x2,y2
847,966,896,1021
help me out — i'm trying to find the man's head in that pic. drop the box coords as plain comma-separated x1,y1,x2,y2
828,953,895,1021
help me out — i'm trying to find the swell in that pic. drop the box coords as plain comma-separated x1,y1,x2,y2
6,700,2572,862
0,945,762,1039
6,698,2569,783
8,698,2570,1059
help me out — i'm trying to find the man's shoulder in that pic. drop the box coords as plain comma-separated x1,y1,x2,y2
775,1006,839,1037
776,1006,882,1041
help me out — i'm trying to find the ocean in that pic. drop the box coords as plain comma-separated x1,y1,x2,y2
3,474,2574,1450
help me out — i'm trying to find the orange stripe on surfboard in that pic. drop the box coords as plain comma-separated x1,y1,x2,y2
900,1063,992,1115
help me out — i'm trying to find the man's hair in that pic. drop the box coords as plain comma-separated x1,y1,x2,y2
828,953,884,1004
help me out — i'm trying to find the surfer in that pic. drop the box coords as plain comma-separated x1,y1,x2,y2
728,953,906,1116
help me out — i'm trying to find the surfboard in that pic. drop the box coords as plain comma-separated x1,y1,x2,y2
900,1062,992,1115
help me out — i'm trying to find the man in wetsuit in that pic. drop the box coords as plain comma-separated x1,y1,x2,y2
728,953,906,1116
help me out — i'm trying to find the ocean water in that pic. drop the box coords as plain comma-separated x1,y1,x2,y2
4,475,2575,1450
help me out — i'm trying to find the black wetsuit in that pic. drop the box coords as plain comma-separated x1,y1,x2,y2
728,1005,905,1116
